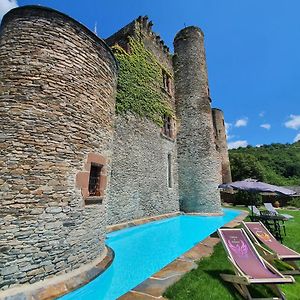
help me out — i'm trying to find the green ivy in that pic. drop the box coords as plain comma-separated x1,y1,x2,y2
112,36,174,126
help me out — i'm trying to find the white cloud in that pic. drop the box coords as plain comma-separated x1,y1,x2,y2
256,144,262,147
224,122,231,134
225,122,235,140
227,134,235,141
228,140,248,149
259,111,265,117
260,123,271,130
235,118,248,128
0,0,18,20
284,115,300,130
294,133,300,142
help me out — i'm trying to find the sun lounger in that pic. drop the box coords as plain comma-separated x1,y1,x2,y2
264,203,294,220
243,221,300,275
218,228,294,299
248,205,261,216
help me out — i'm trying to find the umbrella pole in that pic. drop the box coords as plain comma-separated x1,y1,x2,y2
251,197,254,220
250,190,255,220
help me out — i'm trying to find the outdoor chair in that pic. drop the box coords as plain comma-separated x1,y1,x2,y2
248,205,261,216
218,228,294,300
264,203,294,220
258,210,286,242
243,221,300,275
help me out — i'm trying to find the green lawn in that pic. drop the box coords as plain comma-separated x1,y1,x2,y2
164,209,300,300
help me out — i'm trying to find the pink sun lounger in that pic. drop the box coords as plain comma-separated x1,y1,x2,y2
218,228,294,300
243,221,300,275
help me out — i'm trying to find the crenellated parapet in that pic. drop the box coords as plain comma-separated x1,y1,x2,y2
106,15,172,71
136,16,171,55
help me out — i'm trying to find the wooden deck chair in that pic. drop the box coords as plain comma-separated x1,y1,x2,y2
243,221,300,275
218,228,294,300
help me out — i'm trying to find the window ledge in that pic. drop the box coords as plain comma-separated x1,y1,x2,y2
160,132,175,142
85,196,103,205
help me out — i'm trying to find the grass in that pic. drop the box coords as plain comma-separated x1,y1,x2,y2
164,208,300,300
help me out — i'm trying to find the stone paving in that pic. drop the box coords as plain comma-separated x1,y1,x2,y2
119,209,248,300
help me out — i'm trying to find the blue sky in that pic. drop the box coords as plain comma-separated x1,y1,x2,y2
1,0,300,148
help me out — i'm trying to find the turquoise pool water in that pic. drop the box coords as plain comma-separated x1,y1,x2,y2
59,209,240,300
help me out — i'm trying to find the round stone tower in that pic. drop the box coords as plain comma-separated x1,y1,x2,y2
0,6,117,291
173,26,222,214
212,108,232,184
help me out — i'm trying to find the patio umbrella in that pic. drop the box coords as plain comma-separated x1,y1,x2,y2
219,179,296,196
219,179,296,216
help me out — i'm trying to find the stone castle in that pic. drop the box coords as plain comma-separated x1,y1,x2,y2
0,5,231,297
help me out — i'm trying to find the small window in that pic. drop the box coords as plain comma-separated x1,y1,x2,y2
168,153,172,188
163,114,173,138
162,70,171,94
88,163,102,197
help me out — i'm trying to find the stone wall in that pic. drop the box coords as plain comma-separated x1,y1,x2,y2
105,19,136,51
173,27,222,214
107,115,179,225
106,16,174,104
106,15,173,72
106,16,179,225
212,108,232,183
0,6,117,290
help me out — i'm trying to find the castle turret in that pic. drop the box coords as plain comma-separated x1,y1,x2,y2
173,26,222,214
0,6,117,292
212,108,232,183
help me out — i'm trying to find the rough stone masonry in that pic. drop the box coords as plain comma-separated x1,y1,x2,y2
173,26,222,214
0,6,117,291
0,5,231,294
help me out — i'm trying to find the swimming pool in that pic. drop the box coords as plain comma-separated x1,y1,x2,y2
59,209,240,300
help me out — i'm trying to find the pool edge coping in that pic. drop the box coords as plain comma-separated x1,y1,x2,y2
106,212,182,233
119,210,249,300
106,210,232,234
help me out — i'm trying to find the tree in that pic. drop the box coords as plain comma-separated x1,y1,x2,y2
229,142,300,186
229,153,265,181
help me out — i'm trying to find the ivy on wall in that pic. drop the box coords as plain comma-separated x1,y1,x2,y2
112,36,174,126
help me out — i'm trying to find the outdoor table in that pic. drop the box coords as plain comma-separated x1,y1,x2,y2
250,211,286,242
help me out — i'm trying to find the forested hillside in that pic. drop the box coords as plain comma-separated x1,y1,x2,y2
229,142,300,186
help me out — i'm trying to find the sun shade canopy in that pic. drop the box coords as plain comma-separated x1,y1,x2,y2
219,179,296,196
